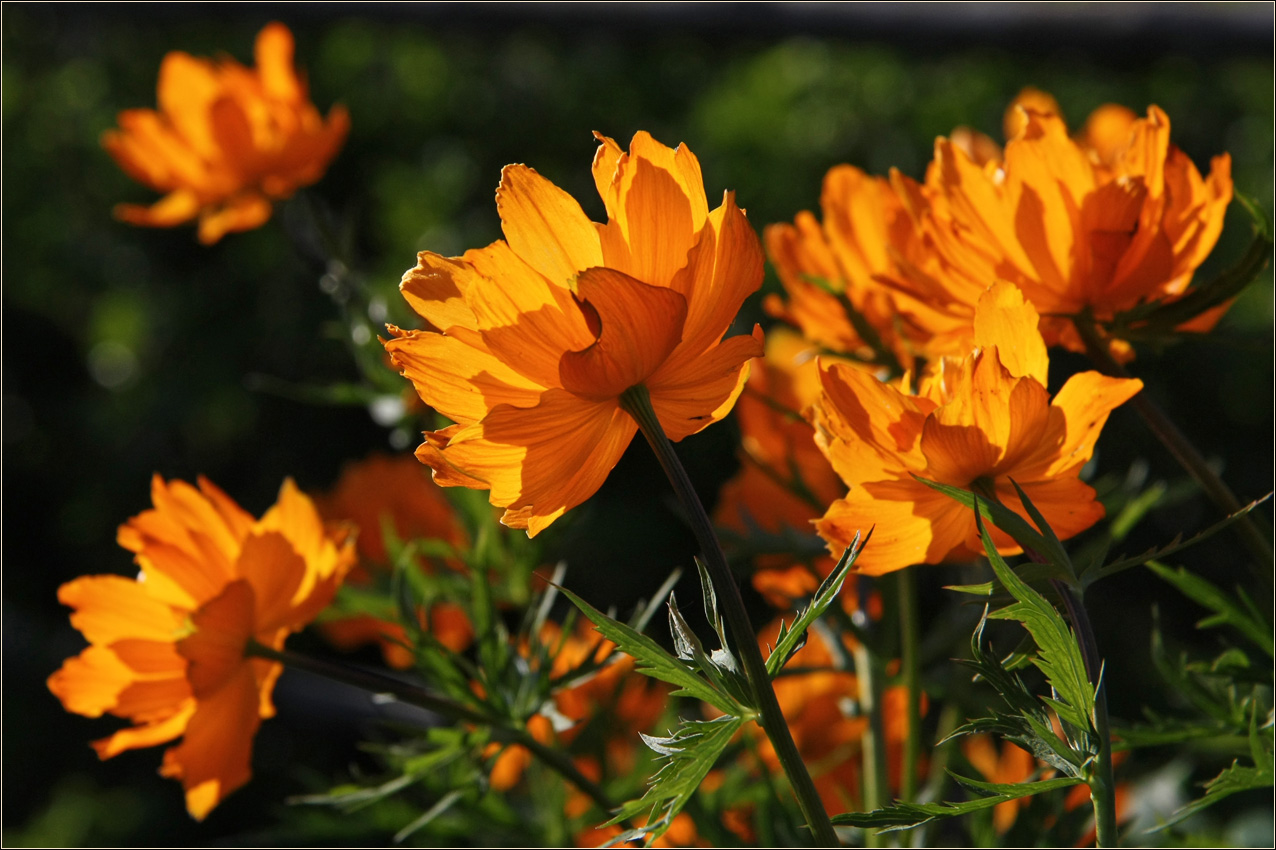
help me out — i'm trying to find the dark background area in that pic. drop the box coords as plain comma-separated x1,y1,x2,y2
3,4,1272,845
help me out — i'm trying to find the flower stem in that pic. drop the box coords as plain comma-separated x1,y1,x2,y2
851,639,888,849
619,384,840,846
898,567,922,802
1049,581,1117,848
244,640,621,820
1073,316,1273,581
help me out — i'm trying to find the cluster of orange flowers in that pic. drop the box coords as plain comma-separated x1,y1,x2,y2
60,19,1243,832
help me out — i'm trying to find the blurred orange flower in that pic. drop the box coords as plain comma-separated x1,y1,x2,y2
103,22,349,244
713,328,848,605
902,89,1232,357
48,476,355,819
751,617,921,813
385,131,764,536
316,454,472,669
811,282,1143,575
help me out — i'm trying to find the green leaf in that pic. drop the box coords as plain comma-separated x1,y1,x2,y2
975,503,1096,734
1146,561,1274,657
1081,494,1272,587
1151,760,1274,830
831,775,1082,832
766,536,863,678
393,789,465,844
915,476,1074,582
666,592,752,708
559,586,745,715
606,716,747,845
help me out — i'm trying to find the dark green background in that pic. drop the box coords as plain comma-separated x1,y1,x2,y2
4,5,1271,845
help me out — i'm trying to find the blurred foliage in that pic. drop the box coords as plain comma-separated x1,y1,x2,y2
3,6,1271,845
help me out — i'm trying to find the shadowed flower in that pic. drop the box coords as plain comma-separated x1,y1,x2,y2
765,164,972,368
103,22,349,244
317,454,472,669
811,282,1143,575
48,476,355,819
898,90,1232,358
385,131,764,536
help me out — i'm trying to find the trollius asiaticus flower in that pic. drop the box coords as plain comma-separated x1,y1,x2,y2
811,282,1143,575
48,476,355,819
385,132,764,536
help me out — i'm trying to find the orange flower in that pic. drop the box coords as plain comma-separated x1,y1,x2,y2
385,132,764,536
103,22,349,244
902,90,1232,356
316,454,472,668
765,165,972,367
811,282,1143,575
47,476,355,819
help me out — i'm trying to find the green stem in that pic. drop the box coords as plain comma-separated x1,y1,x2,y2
1073,315,1273,580
1048,582,1117,848
244,640,621,820
898,568,922,802
619,385,840,846
851,639,888,849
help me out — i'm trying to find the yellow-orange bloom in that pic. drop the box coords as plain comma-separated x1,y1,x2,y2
902,90,1232,356
48,476,355,819
317,454,472,669
811,283,1143,575
385,132,764,536
103,22,349,244
765,165,972,367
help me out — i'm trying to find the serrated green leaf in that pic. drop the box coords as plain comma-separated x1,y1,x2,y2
560,586,744,715
975,504,1095,734
765,536,862,677
1083,495,1272,587
946,581,994,597
831,775,1082,832
1147,561,1274,657
606,716,747,844
1151,760,1274,831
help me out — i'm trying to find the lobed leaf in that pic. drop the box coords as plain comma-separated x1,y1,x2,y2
831,775,1082,832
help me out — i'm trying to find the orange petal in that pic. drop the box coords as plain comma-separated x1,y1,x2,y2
496,164,603,288
1046,371,1142,475
114,190,203,228
399,252,482,333
92,701,195,760
467,239,595,389
606,145,699,287
160,663,261,820
559,267,687,401
973,282,1048,386
385,325,543,425
48,646,137,718
197,194,272,244
440,391,636,537
255,22,302,102
647,326,763,441
58,575,185,645
664,192,765,365
178,580,254,697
